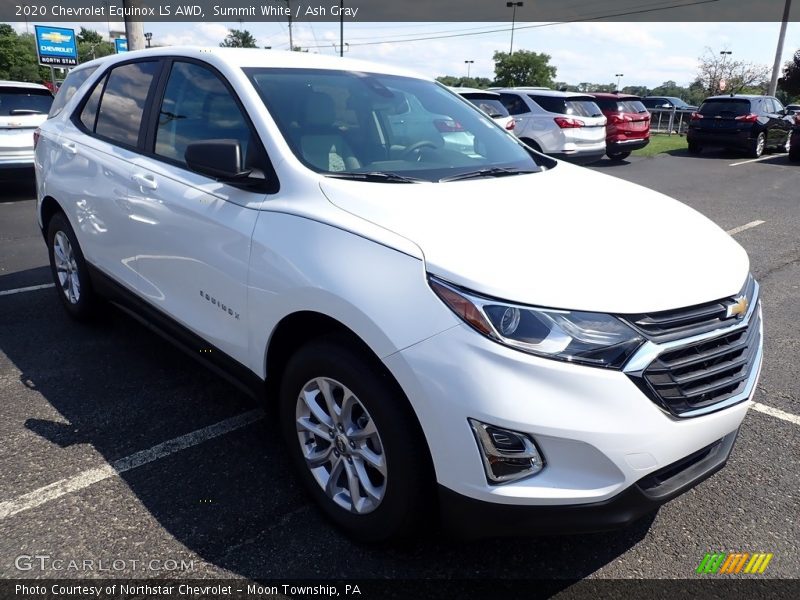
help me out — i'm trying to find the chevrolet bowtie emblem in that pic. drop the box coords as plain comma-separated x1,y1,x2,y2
726,295,749,319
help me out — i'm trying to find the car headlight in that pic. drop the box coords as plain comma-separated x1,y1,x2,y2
429,276,643,369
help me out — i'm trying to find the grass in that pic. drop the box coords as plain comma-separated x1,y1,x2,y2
632,133,688,157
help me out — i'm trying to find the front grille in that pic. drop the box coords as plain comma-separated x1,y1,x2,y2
633,307,761,416
621,276,756,343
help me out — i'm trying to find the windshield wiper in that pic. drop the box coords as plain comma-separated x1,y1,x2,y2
439,167,537,182
325,171,423,183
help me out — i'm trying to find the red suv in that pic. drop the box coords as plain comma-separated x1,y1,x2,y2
591,93,650,161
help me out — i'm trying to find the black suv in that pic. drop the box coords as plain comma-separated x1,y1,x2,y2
687,95,792,158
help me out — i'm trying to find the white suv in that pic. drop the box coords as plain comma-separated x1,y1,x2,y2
0,81,53,176
36,48,762,541
497,88,607,163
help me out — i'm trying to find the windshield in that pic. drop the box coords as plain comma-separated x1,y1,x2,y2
0,88,53,116
595,99,648,114
245,68,541,182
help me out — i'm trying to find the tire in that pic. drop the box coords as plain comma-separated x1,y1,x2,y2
279,337,431,542
520,138,543,153
606,151,631,161
789,146,800,163
687,141,702,155
748,132,766,158
46,211,97,321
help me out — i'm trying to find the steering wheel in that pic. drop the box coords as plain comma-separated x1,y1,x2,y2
402,140,438,160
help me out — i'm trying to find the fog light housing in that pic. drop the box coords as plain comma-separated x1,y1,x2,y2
469,419,545,484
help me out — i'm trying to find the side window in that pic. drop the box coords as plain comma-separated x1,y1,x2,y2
94,61,160,147
499,93,529,115
49,66,97,118
771,98,784,113
79,76,105,132
155,61,252,167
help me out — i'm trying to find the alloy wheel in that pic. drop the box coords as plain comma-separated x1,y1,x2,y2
53,231,81,304
295,377,387,514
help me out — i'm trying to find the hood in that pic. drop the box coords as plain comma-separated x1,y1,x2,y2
319,163,749,314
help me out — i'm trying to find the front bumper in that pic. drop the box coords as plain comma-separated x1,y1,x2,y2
384,312,759,513
439,429,738,537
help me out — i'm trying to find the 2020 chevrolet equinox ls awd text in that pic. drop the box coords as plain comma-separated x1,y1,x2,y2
35,48,763,541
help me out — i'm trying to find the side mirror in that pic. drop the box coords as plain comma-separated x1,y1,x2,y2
185,139,251,181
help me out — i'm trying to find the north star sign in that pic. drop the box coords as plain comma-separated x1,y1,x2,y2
34,25,78,67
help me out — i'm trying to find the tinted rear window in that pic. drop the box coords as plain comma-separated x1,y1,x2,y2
0,87,53,116
464,97,509,118
49,67,98,118
595,99,647,113
529,95,602,117
699,99,751,116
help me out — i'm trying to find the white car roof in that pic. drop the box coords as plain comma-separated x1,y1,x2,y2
79,47,429,81
0,80,51,90
498,88,594,99
450,87,500,96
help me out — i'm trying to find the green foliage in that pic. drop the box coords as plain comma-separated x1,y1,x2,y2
77,28,104,45
435,75,494,89
778,50,800,98
0,28,50,83
493,50,556,88
220,29,258,48
76,29,115,64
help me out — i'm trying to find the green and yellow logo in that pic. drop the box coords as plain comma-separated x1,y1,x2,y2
697,552,773,574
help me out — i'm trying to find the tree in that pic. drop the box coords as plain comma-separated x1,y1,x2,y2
778,49,800,99
436,75,493,89
220,29,258,48
695,47,770,96
76,28,115,63
0,27,50,83
493,50,556,88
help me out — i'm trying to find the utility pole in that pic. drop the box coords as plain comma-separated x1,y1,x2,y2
506,2,523,55
286,1,294,50
339,0,344,57
769,0,792,96
123,0,145,51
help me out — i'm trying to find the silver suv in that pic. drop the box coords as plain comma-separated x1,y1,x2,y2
497,89,607,163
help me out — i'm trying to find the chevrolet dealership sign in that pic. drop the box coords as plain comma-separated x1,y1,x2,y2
34,25,78,67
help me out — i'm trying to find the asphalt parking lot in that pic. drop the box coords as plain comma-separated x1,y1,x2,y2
0,147,798,592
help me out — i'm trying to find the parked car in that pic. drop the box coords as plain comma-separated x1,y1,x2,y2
789,118,800,162
642,96,698,112
590,92,650,160
496,88,607,163
687,95,792,157
784,103,800,115
451,87,515,132
37,48,762,541
0,81,54,177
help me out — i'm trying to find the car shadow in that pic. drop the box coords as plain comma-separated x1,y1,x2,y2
1,267,654,588
0,173,36,201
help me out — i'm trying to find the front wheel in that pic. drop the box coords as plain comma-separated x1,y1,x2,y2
687,141,702,155
46,212,97,321
606,151,631,161
279,338,431,541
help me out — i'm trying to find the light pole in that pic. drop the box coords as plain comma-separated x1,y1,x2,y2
465,60,474,79
144,32,152,48
769,0,792,96
339,0,344,57
719,50,732,94
506,2,523,55
615,73,624,91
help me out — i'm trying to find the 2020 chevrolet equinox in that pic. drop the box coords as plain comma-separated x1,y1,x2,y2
35,48,763,541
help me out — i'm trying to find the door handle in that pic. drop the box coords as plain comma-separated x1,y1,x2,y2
61,141,77,155
131,173,158,191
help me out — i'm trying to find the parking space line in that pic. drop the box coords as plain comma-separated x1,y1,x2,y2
726,220,765,236
0,409,264,520
752,402,800,426
0,283,55,296
729,156,780,167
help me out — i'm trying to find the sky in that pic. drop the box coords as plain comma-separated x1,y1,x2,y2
9,20,799,88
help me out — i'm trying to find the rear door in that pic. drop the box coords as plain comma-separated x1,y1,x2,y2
54,59,163,291
0,86,53,166
766,97,790,146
